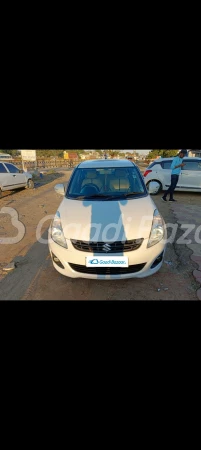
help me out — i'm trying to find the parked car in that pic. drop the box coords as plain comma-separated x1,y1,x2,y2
0,162,34,197
48,159,166,279
143,157,201,195
0,153,13,161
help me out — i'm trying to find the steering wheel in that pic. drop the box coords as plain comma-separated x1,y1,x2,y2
80,184,100,196
82,183,100,192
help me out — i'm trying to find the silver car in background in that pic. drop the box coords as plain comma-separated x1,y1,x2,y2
0,162,34,198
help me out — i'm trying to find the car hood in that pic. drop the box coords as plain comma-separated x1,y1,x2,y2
58,196,157,242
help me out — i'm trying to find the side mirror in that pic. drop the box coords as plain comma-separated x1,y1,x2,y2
19,169,24,173
148,181,161,195
54,184,65,196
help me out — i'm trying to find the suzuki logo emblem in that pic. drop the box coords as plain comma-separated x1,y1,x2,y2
102,243,111,252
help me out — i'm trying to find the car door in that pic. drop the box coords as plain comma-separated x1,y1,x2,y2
0,162,15,190
4,163,27,189
180,159,201,190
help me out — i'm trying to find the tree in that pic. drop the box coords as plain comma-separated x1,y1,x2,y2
108,150,119,158
36,149,64,158
0,149,19,156
147,149,179,159
36,150,84,159
131,150,139,159
162,149,179,157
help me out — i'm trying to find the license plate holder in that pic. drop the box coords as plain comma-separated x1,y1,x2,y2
86,256,129,268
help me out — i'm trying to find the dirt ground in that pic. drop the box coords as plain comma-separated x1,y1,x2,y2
0,169,200,300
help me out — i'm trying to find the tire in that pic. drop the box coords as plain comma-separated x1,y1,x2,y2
27,179,35,189
146,180,162,195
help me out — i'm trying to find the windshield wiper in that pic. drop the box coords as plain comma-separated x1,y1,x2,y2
72,194,112,200
69,193,144,201
87,194,113,199
102,192,145,200
123,192,144,197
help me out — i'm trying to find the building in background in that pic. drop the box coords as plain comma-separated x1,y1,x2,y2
64,151,78,160
188,149,201,158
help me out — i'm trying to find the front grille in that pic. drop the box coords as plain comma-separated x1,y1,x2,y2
69,263,146,275
71,239,144,253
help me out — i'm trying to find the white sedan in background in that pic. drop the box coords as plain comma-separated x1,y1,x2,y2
0,162,34,197
144,157,201,195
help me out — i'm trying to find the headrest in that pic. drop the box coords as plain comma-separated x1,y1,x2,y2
85,170,97,179
114,169,128,178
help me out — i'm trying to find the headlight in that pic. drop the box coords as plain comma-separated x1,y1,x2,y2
147,209,165,248
51,211,67,249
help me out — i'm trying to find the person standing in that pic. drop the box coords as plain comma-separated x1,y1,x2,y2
161,150,186,202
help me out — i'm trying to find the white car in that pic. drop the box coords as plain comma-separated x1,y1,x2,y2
144,157,201,195
0,162,34,197
48,159,166,280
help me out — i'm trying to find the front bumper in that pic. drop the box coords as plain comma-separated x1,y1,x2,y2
48,232,166,279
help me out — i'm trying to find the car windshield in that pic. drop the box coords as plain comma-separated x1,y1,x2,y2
67,167,147,200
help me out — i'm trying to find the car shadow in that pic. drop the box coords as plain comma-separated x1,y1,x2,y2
82,198,128,280
0,229,50,300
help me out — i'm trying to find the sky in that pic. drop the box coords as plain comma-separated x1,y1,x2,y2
18,149,150,155
83,149,150,154
123,150,149,154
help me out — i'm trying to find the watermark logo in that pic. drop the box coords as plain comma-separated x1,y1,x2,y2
0,207,26,244
1,208,201,247
86,257,128,267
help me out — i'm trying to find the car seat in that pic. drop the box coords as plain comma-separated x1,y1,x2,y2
109,169,130,191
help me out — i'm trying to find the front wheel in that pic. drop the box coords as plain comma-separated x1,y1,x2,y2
26,179,35,189
146,180,162,195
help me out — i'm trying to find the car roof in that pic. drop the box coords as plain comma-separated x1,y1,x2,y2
152,157,201,162
77,159,135,169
